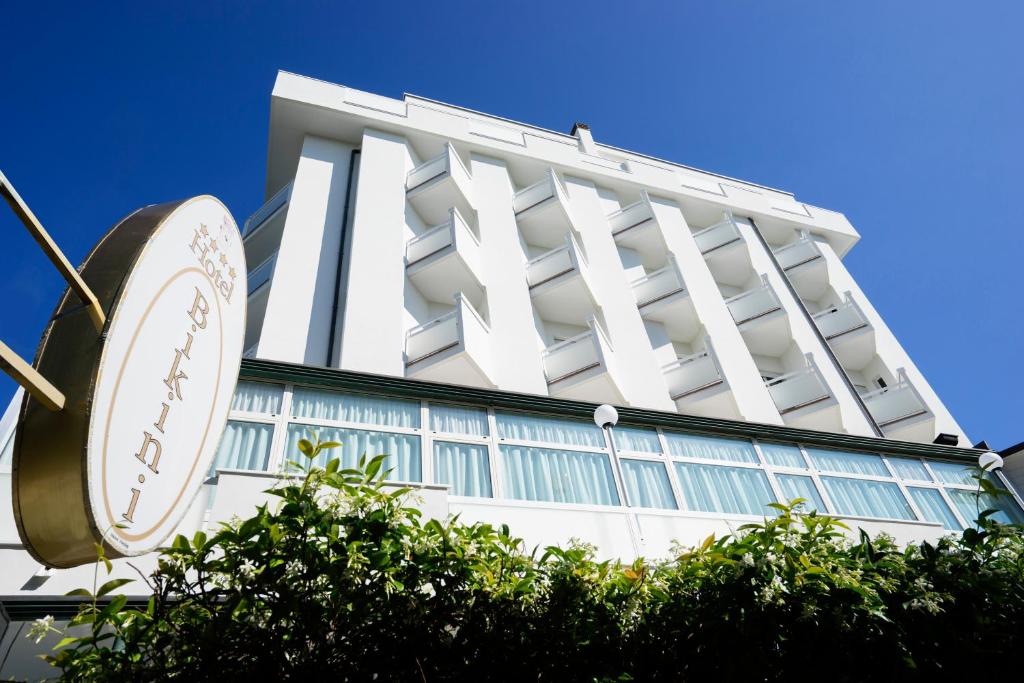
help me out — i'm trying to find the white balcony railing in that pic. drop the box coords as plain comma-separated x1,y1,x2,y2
765,362,831,414
862,370,929,428
812,294,869,340
725,278,782,325
406,143,472,194
526,232,587,289
607,196,655,238
693,215,742,254
514,168,568,216
247,253,277,296
773,234,823,271
405,295,489,367
632,258,685,308
542,319,613,385
405,208,479,266
243,182,292,238
663,345,723,400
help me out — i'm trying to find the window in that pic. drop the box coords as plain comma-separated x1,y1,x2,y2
500,445,619,506
434,441,492,497
209,421,274,475
612,427,662,454
664,433,758,463
291,387,419,428
775,474,825,512
621,460,676,510
430,404,488,437
284,423,421,482
230,381,283,414
759,442,806,469
907,487,961,531
674,462,775,516
820,477,914,520
946,489,1024,526
888,457,931,482
806,448,889,477
495,411,603,448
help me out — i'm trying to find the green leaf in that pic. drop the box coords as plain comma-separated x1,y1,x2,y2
97,578,134,597
65,588,93,598
298,439,314,457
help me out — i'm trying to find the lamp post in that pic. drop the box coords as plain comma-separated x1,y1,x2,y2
594,404,630,507
978,451,1003,471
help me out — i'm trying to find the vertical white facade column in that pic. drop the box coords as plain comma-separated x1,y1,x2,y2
651,197,783,424
563,177,675,410
336,129,410,376
817,241,968,441
258,135,354,364
737,220,877,436
471,154,547,394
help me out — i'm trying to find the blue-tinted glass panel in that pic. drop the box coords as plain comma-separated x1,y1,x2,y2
946,488,1024,526
664,433,758,463
434,441,492,497
290,388,419,428
775,474,826,512
499,445,619,505
889,457,931,482
231,381,283,414
621,459,676,509
929,461,982,487
613,427,662,454
495,412,604,448
429,404,489,436
908,487,962,531
285,423,421,481
820,477,914,520
807,449,888,477
673,462,775,515
209,421,274,475
760,442,806,468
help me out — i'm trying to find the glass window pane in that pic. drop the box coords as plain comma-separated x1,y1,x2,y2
760,442,806,469
673,462,775,515
429,404,489,436
820,477,914,520
209,421,274,475
929,460,982,486
230,381,283,414
285,423,421,481
664,433,758,463
908,487,962,531
433,441,491,497
621,459,677,509
946,488,1024,526
807,449,889,477
499,445,619,506
290,388,419,428
495,412,603,448
613,427,662,454
775,474,826,512
889,457,931,482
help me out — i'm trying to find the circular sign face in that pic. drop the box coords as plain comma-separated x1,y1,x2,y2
12,196,246,567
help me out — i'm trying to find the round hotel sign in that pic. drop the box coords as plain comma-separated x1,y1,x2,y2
12,197,246,568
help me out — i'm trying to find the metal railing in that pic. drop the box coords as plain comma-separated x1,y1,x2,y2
693,215,742,254
406,143,471,194
404,295,489,367
247,253,277,296
608,196,655,237
542,322,610,385
405,208,479,266
773,234,823,271
632,259,685,308
765,363,831,414
663,346,722,400
862,370,929,428
725,278,782,325
812,293,869,340
526,232,586,289
243,182,292,238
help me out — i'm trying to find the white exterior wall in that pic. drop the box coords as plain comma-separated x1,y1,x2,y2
257,135,354,364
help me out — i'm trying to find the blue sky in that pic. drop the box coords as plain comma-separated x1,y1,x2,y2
2,2,1021,448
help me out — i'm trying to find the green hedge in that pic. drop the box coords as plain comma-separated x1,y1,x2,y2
42,443,1024,681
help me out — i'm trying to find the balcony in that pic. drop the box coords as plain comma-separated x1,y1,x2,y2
406,143,474,225
243,182,291,270
527,232,597,326
406,208,484,308
725,278,790,356
631,256,698,340
542,318,624,404
404,294,494,388
812,293,875,370
765,359,839,431
863,370,932,442
693,214,750,287
242,253,276,357
773,235,827,299
608,194,666,266
513,169,576,249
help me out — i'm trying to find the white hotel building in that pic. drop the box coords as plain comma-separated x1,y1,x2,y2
2,71,1023,674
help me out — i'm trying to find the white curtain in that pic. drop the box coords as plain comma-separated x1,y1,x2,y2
209,421,274,475
907,487,961,530
673,462,775,515
820,476,913,519
285,423,421,482
231,381,283,414
621,459,676,509
499,445,619,506
433,441,492,497
888,457,931,482
495,412,603,448
429,404,489,436
775,474,825,512
612,427,661,454
946,488,1024,527
664,433,758,464
806,449,888,477
759,443,806,469
929,461,984,486
291,387,419,428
